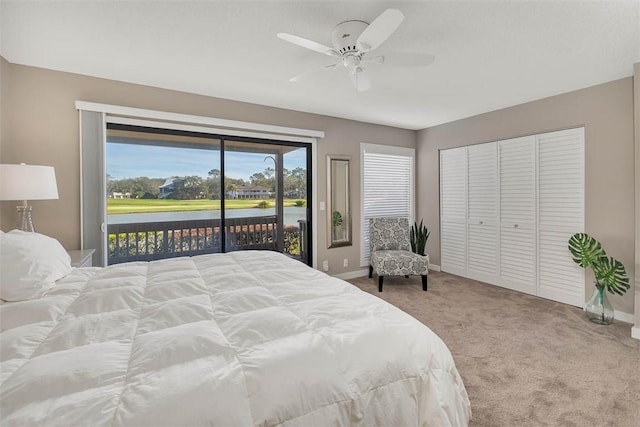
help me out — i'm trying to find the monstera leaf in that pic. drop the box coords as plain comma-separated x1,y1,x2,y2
568,233,605,269
568,233,630,296
592,256,630,296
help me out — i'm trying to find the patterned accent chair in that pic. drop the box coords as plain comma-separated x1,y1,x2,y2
368,217,429,292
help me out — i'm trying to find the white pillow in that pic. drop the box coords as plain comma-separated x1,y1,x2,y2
0,230,72,301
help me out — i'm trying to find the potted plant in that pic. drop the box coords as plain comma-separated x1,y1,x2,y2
410,220,430,256
332,211,343,241
567,233,630,324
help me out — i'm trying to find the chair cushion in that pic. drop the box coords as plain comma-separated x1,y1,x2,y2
371,250,429,276
369,218,411,252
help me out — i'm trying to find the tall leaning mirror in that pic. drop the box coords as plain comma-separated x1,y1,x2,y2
327,155,351,248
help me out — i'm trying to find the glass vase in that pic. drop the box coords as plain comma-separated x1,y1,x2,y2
585,285,614,325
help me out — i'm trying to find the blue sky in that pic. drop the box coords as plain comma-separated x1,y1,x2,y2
106,142,306,180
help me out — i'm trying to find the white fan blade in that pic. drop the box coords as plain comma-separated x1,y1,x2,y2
349,68,371,92
289,64,338,82
356,9,404,52
277,33,339,57
364,53,435,67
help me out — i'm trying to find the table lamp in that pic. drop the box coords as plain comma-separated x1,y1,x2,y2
0,163,59,232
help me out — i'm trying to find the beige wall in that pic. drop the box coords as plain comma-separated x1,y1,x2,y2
0,58,8,171
417,78,636,316
0,59,415,275
634,63,640,331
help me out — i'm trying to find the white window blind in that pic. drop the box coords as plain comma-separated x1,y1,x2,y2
360,143,415,266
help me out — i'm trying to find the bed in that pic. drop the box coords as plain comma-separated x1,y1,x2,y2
0,233,471,426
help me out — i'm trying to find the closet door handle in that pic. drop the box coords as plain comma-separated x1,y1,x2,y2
479,221,484,225
514,224,519,228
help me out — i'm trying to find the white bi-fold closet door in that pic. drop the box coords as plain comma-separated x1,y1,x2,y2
536,130,585,306
440,128,585,307
440,147,467,277
466,142,498,284
499,136,536,296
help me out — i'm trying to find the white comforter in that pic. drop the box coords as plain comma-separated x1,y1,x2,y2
1,251,470,426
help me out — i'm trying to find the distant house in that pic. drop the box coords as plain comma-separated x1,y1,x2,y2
227,185,271,200
284,189,305,198
111,192,131,199
158,178,176,199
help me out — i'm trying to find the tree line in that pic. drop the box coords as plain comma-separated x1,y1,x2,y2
107,167,307,200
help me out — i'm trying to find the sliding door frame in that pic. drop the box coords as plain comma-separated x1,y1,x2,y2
78,101,322,269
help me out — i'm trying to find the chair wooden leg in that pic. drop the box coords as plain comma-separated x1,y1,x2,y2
369,265,373,278
378,276,384,292
421,275,428,291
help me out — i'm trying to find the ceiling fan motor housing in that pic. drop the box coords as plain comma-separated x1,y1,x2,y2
331,20,368,55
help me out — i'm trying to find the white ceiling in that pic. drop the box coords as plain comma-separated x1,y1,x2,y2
1,1,639,130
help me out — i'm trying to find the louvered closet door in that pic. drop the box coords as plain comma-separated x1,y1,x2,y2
537,128,585,307
440,147,467,277
466,142,498,284
499,136,536,295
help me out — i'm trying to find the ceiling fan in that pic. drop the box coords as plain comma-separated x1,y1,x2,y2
277,9,434,92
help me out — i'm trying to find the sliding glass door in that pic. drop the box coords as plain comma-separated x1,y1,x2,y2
223,140,309,260
105,124,311,265
106,128,223,263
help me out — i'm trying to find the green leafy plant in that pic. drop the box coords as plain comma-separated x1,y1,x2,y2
255,200,270,209
332,211,343,227
568,233,629,295
294,200,306,207
410,220,430,256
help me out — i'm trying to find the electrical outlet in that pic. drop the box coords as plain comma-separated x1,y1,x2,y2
343,258,348,267
320,201,326,211
322,260,329,271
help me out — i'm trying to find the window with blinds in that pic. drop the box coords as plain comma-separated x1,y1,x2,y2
360,143,415,266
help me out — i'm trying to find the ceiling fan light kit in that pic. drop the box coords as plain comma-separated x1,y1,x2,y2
277,8,433,92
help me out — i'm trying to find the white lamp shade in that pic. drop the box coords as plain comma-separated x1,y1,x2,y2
0,164,59,201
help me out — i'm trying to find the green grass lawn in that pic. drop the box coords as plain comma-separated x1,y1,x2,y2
107,198,305,214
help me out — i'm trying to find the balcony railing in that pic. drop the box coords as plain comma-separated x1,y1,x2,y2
108,216,307,265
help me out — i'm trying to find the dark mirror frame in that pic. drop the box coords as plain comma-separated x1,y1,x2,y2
327,155,352,248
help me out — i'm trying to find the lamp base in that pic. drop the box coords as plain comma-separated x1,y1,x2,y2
16,205,35,232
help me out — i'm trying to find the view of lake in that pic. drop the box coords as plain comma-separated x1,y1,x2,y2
108,206,307,226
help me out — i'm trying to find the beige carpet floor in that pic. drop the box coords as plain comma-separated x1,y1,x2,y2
348,272,640,427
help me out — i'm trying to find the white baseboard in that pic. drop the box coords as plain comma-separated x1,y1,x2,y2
614,310,635,324
632,326,640,340
336,265,441,279
333,268,369,280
